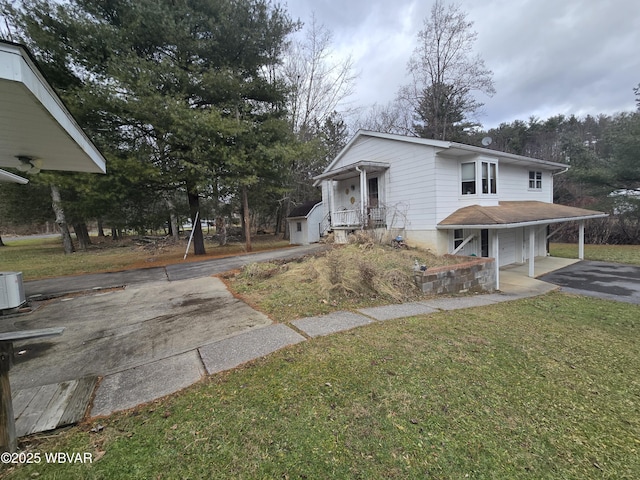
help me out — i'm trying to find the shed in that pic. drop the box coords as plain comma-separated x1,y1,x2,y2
287,201,323,245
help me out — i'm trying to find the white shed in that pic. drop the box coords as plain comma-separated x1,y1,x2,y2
287,201,324,245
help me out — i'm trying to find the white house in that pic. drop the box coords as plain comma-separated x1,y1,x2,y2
287,200,324,245
314,130,607,287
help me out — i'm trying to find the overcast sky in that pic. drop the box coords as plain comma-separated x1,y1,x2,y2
285,0,640,130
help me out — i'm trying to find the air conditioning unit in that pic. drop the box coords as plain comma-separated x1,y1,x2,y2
0,272,26,310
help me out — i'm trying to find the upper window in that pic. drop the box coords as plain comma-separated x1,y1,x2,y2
529,171,542,189
461,161,497,195
482,161,497,194
461,162,476,195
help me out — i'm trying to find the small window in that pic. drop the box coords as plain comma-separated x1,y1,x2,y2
296,222,302,232
454,229,464,249
461,162,476,195
529,171,542,189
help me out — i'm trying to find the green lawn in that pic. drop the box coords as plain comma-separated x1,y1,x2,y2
3,292,639,479
550,242,640,265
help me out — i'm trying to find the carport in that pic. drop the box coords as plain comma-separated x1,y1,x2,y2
1,39,107,452
438,201,609,289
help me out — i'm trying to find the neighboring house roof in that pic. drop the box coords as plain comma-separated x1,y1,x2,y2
317,130,569,181
438,201,608,229
288,200,322,219
0,40,106,174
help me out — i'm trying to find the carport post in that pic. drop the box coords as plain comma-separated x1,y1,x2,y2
529,227,535,277
578,221,585,260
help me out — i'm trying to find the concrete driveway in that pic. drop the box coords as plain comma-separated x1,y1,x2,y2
539,260,640,305
8,277,271,392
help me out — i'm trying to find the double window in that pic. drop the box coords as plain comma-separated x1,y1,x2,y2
461,161,497,195
529,171,542,189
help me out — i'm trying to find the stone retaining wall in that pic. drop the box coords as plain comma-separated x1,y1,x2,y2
414,255,496,295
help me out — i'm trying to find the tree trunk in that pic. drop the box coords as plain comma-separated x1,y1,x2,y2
242,186,252,252
0,235,4,247
97,219,105,237
187,184,206,255
73,222,92,250
216,216,227,246
165,195,179,243
50,184,75,254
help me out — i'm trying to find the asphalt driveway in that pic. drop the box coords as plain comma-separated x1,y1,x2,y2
539,260,640,305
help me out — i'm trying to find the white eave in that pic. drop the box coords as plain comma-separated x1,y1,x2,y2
0,40,106,174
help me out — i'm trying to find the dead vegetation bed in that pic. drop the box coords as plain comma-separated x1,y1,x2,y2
227,235,466,322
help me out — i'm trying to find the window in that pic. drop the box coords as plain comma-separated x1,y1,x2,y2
462,161,497,195
454,229,464,249
461,162,476,195
529,171,542,189
296,222,302,232
482,161,497,194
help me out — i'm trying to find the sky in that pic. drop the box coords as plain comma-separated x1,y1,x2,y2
284,0,640,130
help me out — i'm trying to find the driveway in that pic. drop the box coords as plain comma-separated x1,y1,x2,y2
4,244,326,390
538,260,640,305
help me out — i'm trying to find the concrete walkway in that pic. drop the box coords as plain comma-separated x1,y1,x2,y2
8,254,574,433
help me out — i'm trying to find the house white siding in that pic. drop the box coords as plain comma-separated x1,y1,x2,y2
317,131,582,270
498,163,554,202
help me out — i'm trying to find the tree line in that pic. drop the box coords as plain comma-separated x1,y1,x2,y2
0,0,351,253
1,0,638,250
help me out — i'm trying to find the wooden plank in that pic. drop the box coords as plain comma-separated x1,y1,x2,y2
11,387,39,418
32,381,76,433
14,383,58,437
58,376,97,427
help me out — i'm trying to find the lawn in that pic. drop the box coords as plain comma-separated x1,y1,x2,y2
550,242,640,265
0,235,291,280
2,292,639,479
2,238,639,478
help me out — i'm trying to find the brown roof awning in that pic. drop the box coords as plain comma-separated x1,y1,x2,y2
438,201,608,229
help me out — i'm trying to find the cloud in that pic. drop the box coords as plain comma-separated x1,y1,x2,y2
285,0,640,128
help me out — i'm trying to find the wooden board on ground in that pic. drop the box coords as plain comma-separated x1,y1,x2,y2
13,376,97,438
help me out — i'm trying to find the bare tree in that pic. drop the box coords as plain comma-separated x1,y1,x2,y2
399,0,495,141
282,14,357,139
352,102,415,136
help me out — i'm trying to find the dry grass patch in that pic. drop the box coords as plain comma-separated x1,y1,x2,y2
229,243,465,322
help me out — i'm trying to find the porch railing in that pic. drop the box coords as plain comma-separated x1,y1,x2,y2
331,208,386,229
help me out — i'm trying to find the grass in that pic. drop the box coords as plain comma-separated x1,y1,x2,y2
0,235,291,280
2,292,639,479
1,237,640,477
550,242,640,265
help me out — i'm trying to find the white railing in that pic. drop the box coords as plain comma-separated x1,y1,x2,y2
332,209,360,227
331,208,387,229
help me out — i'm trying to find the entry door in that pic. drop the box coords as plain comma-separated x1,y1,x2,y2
481,229,489,257
368,177,379,207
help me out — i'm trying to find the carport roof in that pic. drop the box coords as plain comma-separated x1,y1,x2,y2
0,40,106,175
438,201,608,229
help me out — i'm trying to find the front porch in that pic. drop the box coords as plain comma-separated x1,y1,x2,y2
314,160,390,239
